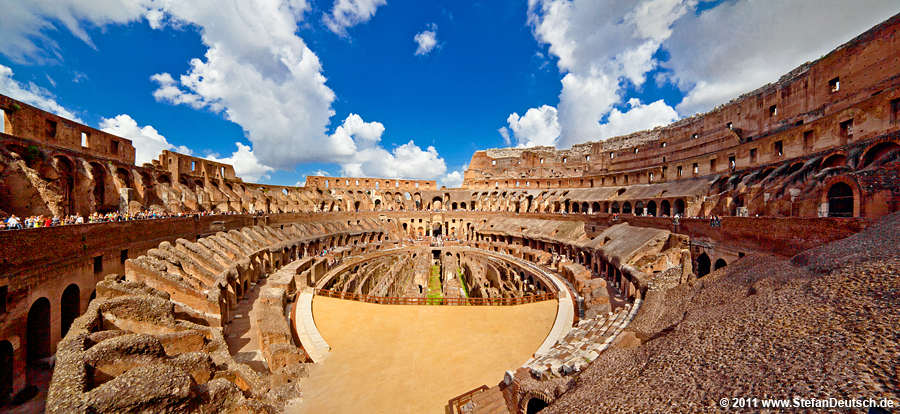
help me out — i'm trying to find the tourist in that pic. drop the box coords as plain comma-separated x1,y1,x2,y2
6,215,21,229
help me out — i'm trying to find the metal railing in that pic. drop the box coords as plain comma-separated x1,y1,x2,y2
314,289,558,306
447,385,488,414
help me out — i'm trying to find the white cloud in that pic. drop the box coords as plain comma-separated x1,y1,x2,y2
0,64,82,122
99,114,192,165
329,113,448,180
0,0,152,64
598,98,678,139
498,127,511,145
414,24,439,56
324,0,387,36
505,105,560,147
526,0,690,147
440,169,464,188
664,0,900,116
205,142,275,182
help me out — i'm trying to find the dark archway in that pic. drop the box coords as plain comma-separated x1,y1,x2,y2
634,201,644,215
591,202,600,213
572,203,580,213
622,201,632,214
611,202,620,214
697,253,711,277
60,284,80,339
55,156,76,216
674,199,686,216
859,141,900,170
0,340,12,403
660,200,671,216
27,298,51,363
90,162,106,210
827,182,854,217
647,200,657,216
526,397,549,414
714,258,727,270
581,202,589,213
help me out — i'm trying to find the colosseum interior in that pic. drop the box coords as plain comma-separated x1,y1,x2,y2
0,11,898,414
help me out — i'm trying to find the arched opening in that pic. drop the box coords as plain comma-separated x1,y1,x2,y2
610,202,620,214
786,162,804,176
591,202,600,213
647,200,657,216
821,154,847,170
55,156,76,216
602,202,609,214
90,162,106,211
0,340,12,403
452,202,458,210
634,201,644,216
827,182,854,217
433,222,442,237
60,284,80,339
622,201,632,215
526,397,549,414
571,203,580,213
354,201,361,212
432,197,442,210
859,141,900,169
157,174,171,185
697,253,711,277
116,168,133,189
581,202,589,213
461,202,467,210
674,199,686,216
714,258,727,270
374,199,381,210
660,200,671,216
27,298,51,363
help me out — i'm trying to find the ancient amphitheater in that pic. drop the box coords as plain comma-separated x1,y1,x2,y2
0,12,899,414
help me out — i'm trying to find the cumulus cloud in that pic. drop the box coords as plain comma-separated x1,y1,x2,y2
99,114,192,165
0,0,152,64
664,0,900,116
598,98,678,138
526,0,691,147
504,105,560,147
0,64,82,122
324,0,387,36
205,142,275,182
414,24,439,56
440,168,464,188
329,113,448,180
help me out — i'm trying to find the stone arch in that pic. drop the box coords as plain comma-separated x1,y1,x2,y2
660,200,671,216
674,199,686,216
622,201,632,214
827,182,854,217
715,258,727,270
54,155,77,216
571,202,580,213
27,297,51,363
591,202,600,213
432,196,442,210
461,202,467,210
697,253,711,277
611,202,620,214
634,201,644,215
602,202,609,214
60,283,80,339
821,153,847,170
116,167,133,189
859,141,900,170
0,340,12,403
647,200,657,216
90,162,107,211
157,173,171,185
581,202,589,213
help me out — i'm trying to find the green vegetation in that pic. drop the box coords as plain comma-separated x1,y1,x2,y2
456,268,469,298
426,265,443,305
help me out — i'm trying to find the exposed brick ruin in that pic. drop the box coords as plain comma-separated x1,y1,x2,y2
0,10,898,414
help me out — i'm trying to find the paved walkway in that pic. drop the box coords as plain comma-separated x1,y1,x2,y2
288,297,558,414
224,279,269,373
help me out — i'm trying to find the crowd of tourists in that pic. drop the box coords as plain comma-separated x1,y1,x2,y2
1,210,252,230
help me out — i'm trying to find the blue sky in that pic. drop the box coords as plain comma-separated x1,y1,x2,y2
1,0,898,187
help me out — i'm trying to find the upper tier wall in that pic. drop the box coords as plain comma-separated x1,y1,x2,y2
463,12,900,189
305,175,438,190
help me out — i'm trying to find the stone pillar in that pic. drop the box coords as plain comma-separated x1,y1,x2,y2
818,203,829,217
119,188,132,213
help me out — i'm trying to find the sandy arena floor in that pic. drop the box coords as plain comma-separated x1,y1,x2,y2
289,296,558,414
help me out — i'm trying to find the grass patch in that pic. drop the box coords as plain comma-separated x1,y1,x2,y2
456,268,469,298
426,265,443,304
